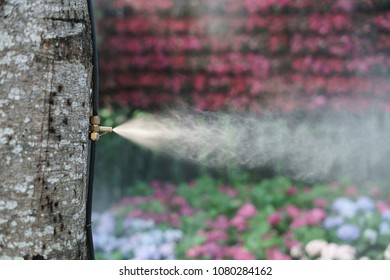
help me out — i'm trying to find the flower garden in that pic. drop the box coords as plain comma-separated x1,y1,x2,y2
93,176,390,260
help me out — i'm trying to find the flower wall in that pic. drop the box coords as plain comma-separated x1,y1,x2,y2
97,0,390,113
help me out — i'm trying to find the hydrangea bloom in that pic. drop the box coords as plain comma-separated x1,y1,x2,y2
381,211,390,222
290,244,303,258
356,196,375,212
305,240,328,257
363,229,378,244
335,244,356,260
95,212,115,236
268,212,282,226
226,246,256,260
379,222,390,235
93,212,183,260
266,247,291,260
306,208,326,225
332,197,357,217
336,224,360,241
320,243,339,260
285,205,300,218
236,203,257,218
323,215,344,229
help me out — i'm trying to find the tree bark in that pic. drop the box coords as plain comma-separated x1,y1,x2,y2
0,0,92,259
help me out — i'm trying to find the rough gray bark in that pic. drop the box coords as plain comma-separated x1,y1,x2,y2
0,0,92,259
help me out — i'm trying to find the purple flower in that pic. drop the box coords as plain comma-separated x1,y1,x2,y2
356,196,375,212
323,216,344,229
381,211,390,222
380,222,390,235
332,197,357,218
336,224,360,241
95,212,115,236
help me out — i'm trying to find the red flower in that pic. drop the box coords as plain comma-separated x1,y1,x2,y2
286,187,298,196
268,212,282,226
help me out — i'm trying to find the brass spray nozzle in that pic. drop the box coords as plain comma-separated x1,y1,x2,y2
89,116,113,141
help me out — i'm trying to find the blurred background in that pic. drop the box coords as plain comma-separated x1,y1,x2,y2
92,0,390,260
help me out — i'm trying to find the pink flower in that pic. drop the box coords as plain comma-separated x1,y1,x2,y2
333,0,354,12
171,196,187,207
285,205,300,218
231,216,247,232
236,204,257,218
202,243,225,259
268,212,282,226
227,246,256,260
313,198,328,208
186,245,204,258
266,247,291,260
369,187,381,198
219,185,239,197
180,206,194,216
286,187,298,196
305,208,326,225
208,215,230,230
291,216,306,229
377,201,390,213
168,213,181,227
345,186,358,197
202,230,229,243
285,239,300,250
312,96,327,108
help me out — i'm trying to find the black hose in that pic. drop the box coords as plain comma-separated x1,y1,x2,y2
86,0,99,260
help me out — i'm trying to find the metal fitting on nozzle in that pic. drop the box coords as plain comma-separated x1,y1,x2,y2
89,116,113,141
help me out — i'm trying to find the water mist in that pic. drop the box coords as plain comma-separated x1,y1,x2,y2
113,110,390,182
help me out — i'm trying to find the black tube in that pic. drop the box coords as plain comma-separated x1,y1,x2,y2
86,142,96,260
86,0,99,260
89,0,99,115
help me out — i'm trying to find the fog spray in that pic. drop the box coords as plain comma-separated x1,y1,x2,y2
113,110,390,182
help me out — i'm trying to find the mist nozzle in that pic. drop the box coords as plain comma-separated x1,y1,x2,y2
89,116,113,141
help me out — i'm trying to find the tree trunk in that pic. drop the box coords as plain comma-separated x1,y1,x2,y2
0,0,93,259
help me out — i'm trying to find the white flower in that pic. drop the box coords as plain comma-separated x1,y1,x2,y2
335,244,355,260
384,244,390,260
305,240,328,257
320,243,339,260
290,244,303,259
